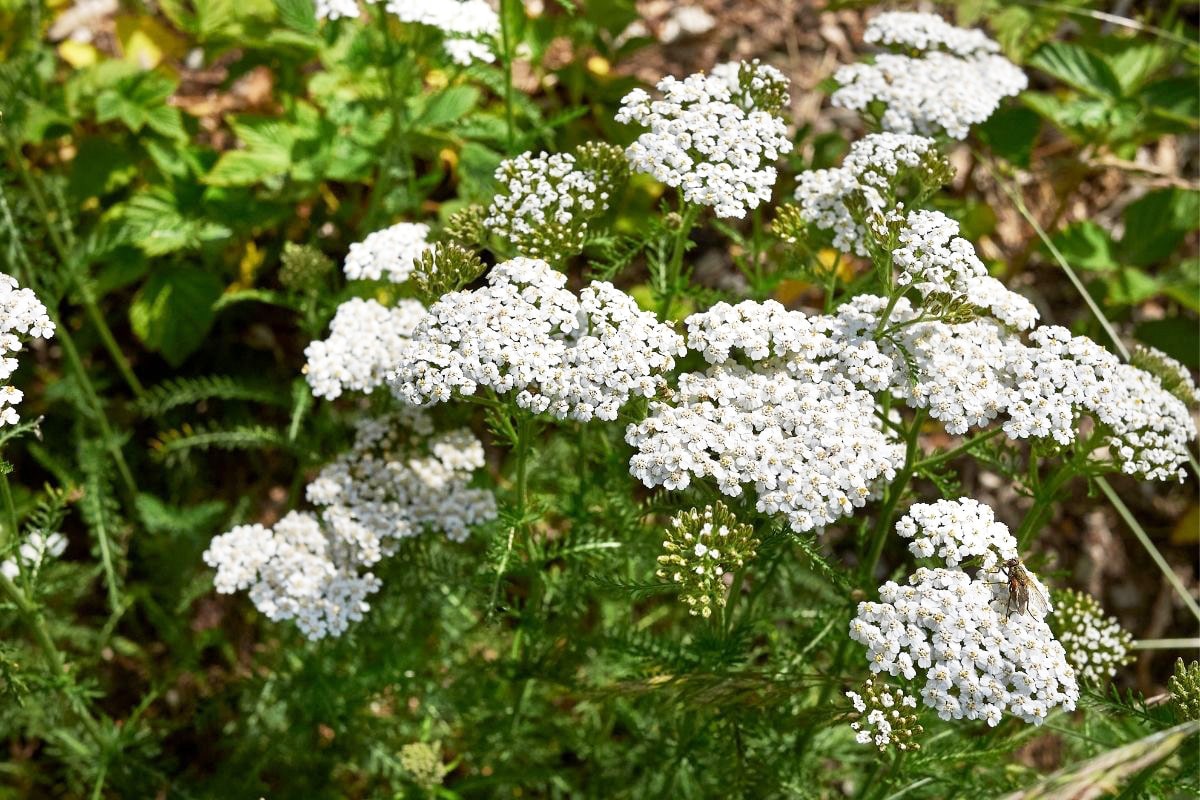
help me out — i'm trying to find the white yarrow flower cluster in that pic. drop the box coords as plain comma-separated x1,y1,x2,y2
832,13,1026,139
793,133,944,257
893,209,1039,330
342,222,431,284
864,11,1000,57
897,498,1018,570
385,0,499,63
304,298,427,400
204,412,496,639
485,150,610,258
627,300,904,534
315,0,359,20
1004,327,1198,481
851,498,1078,726
1,531,68,580
616,61,793,218
393,258,685,421
0,274,55,427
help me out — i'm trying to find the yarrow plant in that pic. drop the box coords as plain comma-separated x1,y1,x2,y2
173,8,1200,796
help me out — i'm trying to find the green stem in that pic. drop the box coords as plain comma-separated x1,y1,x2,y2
723,567,745,636
4,138,144,398
1097,476,1200,622
912,428,1002,472
862,410,926,587
1015,463,1073,550
499,0,516,153
657,202,700,320
0,468,17,551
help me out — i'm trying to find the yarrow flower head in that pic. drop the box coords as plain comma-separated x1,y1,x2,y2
656,502,759,618
893,209,1039,330
0,274,55,427
846,678,923,751
393,257,685,421
792,133,949,257
304,298,427,400
385,0,499,63
399,741,450,790
627,300,904,534
1130,345,1200,408
1004,326,1198,481
896,498,1018,570
832,12,1027,139
484,143,627,259
616,60,793,218
342,222,432,284
204,412,496,639
1051,589,1133,685
851,565,1078,726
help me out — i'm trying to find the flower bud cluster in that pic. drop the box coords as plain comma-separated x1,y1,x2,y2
204,412,496,639
411,242,488,304
616,60,793,219
1051,589,1134,685
399,741,450,789
657,502,759,618
279,243,334,292
1168,659,1200,722
846,678,923,751
0,274,55,427
393,258,685,422
1131,345,1200,407
832,12,1027,139
851,498,1078,726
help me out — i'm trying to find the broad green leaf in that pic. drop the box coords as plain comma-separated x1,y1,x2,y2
1105,267,1160,306
129,267,223,366
1163,259,1200,312
205,149,290,187
116,188,232,255
1051,222,1118,271
1029,42,1122,99
1092,37,1168,95
1141,77,1200,127
1120,188,1200,266
416,86,481,128
976,107,1041,168
1136,317,1200,369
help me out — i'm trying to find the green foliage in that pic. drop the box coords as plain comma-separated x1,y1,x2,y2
0,0,1195,797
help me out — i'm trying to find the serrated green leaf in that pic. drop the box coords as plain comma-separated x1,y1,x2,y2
1029,42,1122,100
129,267,223,366
274,0,317,34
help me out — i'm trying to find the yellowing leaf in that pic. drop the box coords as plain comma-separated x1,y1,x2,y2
773,279,812,306
116,15,185,69
58,40,99,68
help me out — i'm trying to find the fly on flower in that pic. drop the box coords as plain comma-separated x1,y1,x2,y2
996,558,1050,621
